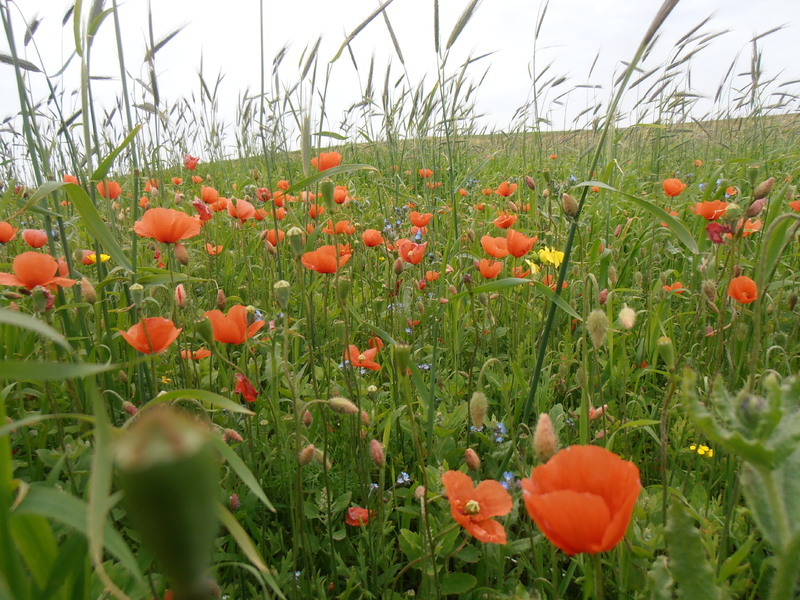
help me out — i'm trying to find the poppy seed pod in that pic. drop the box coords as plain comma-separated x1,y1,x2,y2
336,276,351,301
394,343,411,373
534,413,557,462
286,226,305,257
587,310,608,349
657,336,675,370
196,317,215,347
130,283,144,308
370,439,385,467
319,179,335,209
469,391,488,431
273,280,290,310
464,448,481,471
561,193,579,218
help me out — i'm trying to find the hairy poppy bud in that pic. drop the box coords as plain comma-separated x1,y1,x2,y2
298,444,316,466
81,277,97,304
702,280,717,304
328,396,359,415
608,266,618,286
534,413,557,462
393,258,405,275
122,401,138,416
222,428,243,443
464,448,481,471
361,410,370,427
469,391,488,431
618,305,636,329
587,309,608,348
746,197,767,217
229,493,240,511
252,168,260,181
524,175,536,190
542,188,550,198
273,280,290,310
561,193,578,218
303,410,312,427
414,486,426,501
174,243,189,266
598,288,608,305
173,192,184,204
216,289,226,311
130,283,144,309
174,283,187,309
313,447,331,470
263,239,277,256
370,439,385,467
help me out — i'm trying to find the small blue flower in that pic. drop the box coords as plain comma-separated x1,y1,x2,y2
501,471,516,490
396,472,411,486
417,363,431,371
405,328,412,334
470,425,484,433
568,174,577,184
698,183,706,190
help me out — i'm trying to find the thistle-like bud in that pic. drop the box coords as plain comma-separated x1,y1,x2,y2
328,396,359,415
81,277,97,304
464,448,481,471
174,283,187,309
174,242,189,266
298,444,316,466
370,439,385,467
393,258,405,275
524,175,536,191
287,226,305,257
618,305,636,329
587,309,608,349
273,280,290,310
534,413,557,462
561,193,578,218
469,391,488,431
216,289,226,310
702,280,717,304
130,283,144,309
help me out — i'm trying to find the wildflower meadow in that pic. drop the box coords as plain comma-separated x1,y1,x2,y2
1,0,799,598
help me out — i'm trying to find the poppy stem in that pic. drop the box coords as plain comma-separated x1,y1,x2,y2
592,553,605,600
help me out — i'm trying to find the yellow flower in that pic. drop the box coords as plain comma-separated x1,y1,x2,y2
160,376,172,384
524,259,541,274
689,443,714,458
86,253,111,264
538,246,564,268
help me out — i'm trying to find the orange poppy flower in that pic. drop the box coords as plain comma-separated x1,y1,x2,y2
191,175,203,184
397,240,427,265
481,235,508,258
478,259,502,279
133,208,202,243
172,177,183,186
725,186,737,197
22,229,47,248
694,159,703,167
512,266,530,278
138,196,151,208
481,188,493,196
206,243,223,255
495,182,517,197
426,181,442,190
97,181,122,199
144,179,158,193
302,245,352,273
662,178,686,197
789,200,800,213
323,220,355,235
474,202,484,211
410,211,433,227
458,188,468,197
541,274,568,291
227,198,255,222
204,304,265,344
418,168,433,178
521,445,641,555
265,229,285,246
310,152,342,172
493,211,517,229
591,186,600,193
209,197,229,212
277,179,290,191
345,506,374,527
201,186,219,204
663,281,685,294
334,185,349,204
727,218,762,238
120,317,181,354
63,174,79,185
425,270,440,281
0,252,76,290
0,222,18,244
728,276,757,304
549,153,558,160
693,200,728,220
362,229,384,247
180,348,212,360
506,229,536,258
442,470,512,544
345,344,380,371
184,154,200,171
308,204,325,219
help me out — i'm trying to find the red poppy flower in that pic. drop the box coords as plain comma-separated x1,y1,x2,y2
521,445,640,555
662,178,686,197
442,470,512,544
541,274,568,291
308,204,325,219
410,211,433,227
180,348,212,360
184,154,200,171
425,270,440,281
120,317,182,354
418,168,433,179
345,345,380,371
302,245,351,273
693,200,728,220
705,222,731,244
322,220,355,235
478,259,502,279
192,199,213,221
172,177,183,186
495,182,517,197
0,222,18,244
277,179,290,191
725,186,737,197
97,181,122,199
0,252,76,290
362,229,384,247
21,229,47,248
506,229,536,258
263,229,284,246
206,243,223,255
663,281,685,294
144,179,158,193
227,198,255,222
191,175,203,184
63,174,79,185
234,373,258,403
333,185,349,204
345,506,374,527
728,276,757,304
256,187,271,202
458,188,468,197
397,240,427,265
481,235,508,258
134,208,202,243
204,305,265,345
493,211,517,229
201,186,219,204
549,153,558,160
310,152,342,171
512,266,530,278
726,218,762,239
138,197,151,209
789,200,800,213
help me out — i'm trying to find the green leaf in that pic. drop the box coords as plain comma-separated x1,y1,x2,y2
0,309,73,353
90,124,142,181
398,529,422,562
757,214,800,290
330,0,397,63
0,413,95,439
0,361,116,382
283,164,378,198
647,556,673,600
451,278,581,320
439,572,477,595
62,182,133,272
10,513,58,588
208,436,275,512
665,499,723,600
143,388,254,415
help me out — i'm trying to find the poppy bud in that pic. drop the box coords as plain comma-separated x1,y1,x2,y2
196,317,215,347
542,188,550,198
115,407,218,600
287,226,305,257
724,203,742,219
561,193,579,218
264,239,277,256
122,401,138,416
469,391,488,431
464,448,480,471
393,258,405,275
618,305,636,329
174,283,187,309
702,280,716,304
361,410,370,427
614,224,622,237
608,266,618,286
319,179,335,209
336,276,351,301
464,229,475,243
298,444,316,466
524,175,536,190
587,309,608,349
746,197,767,217
733,264,742,278
229,493,240,511
394,343,411,374
129,283,144,308
328,396,359,415
449,285,457,295
216,289,226,311
598,288,608,305
303,410,312,427
370,439,385,467
533,413,557,462
222,428,243,443
657,336,675,370
635,272,643,288
367,385,378,395
414,486,426,501
174,243,189,266
273,280,290,310
507,201,518,212
252,168,260,181
81,277,97,304
788,293,797,312
313,447,331,470
174,192,184,204
119,370,129,384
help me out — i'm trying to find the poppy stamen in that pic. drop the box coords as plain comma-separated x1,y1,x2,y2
463,500,481,515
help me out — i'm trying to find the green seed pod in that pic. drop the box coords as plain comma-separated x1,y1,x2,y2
394,343,411,374
130,283,144,309
286,226,305,257
273,280,290,310
116,407,218,599
196,317,215,347
657,336,675,370
320,179,335,210
336,276,351,302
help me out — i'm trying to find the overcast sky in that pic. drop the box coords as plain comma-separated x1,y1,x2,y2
1,0,798,152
